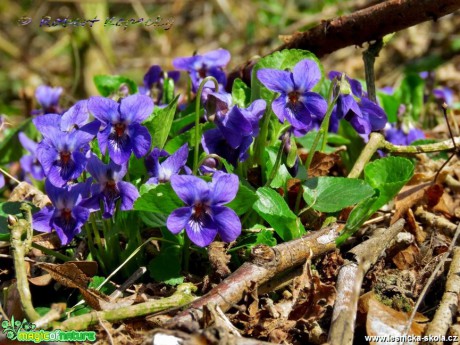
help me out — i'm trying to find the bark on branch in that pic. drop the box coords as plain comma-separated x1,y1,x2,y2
167,224,342,329
228,0,460,87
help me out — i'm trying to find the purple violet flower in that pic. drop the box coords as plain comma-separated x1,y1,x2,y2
139,65,180,103
80,155,139,218
329,71,387,135
385,124,425,146
33,100,100,136
32,179,91,245
35,85,63,114
0,172,4,189
35,126,95,187
257,59,327,133
433,87,454,106
19,132,45,180
206,91,266,149
145,144,189,185
202,129,252,166
167,172,241,247
88,94,153,165
173,49,231,92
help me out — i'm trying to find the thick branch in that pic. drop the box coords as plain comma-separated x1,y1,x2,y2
228,0,460,87
167,224,342,329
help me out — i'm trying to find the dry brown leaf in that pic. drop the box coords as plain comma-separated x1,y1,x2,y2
391,182,431,224
432,192,455,217
36,262,90,288
36,262,109,310
302,152,340,177
67,260,98,277
366,297,425,344
28,273,53,286
406,208,426,244
8,182,51,208
424,183,444,209
392,244,419,270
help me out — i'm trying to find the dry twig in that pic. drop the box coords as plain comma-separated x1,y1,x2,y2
328,219,406,345
421,247,460,345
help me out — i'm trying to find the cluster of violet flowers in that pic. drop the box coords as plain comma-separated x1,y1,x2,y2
24,50,244,248
15,48,444,252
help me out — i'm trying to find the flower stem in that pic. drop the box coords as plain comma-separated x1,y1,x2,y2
0,167,20,184
304,128,324,177
320,85,339,151
254,94,276,171
265,128,290,187
183,234,191,272
31,243,72,262
192,76,219,175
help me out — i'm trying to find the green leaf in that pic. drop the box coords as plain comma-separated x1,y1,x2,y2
164,122,213,154
364,156,415,211
286,136,298,168
303,177,375,213
128,155,147,178
0,118,34,165
226,183,258,215
232,226,277,252
134,183,183,214
232,78,251,108
296,131,337,154
93,75,138,96
337,156,414,245
143,95,179,150
139,211,168,228
170,112,198,136
251,49,323,102
324,133,351,145
88,276,116,295
162,77,175,104
148,245,183,284
253,187,305,241
336,196,378,244
394,73,425,121
377,91,399,123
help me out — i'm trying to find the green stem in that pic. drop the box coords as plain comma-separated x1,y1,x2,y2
304,128,324,177
0,167,20,184
193,76,219,175
254,95,276,171
265,140,286,188
90,213,104,252
294,185,303,214
183,234,191,272
31,243,72,262
320,87,339,152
